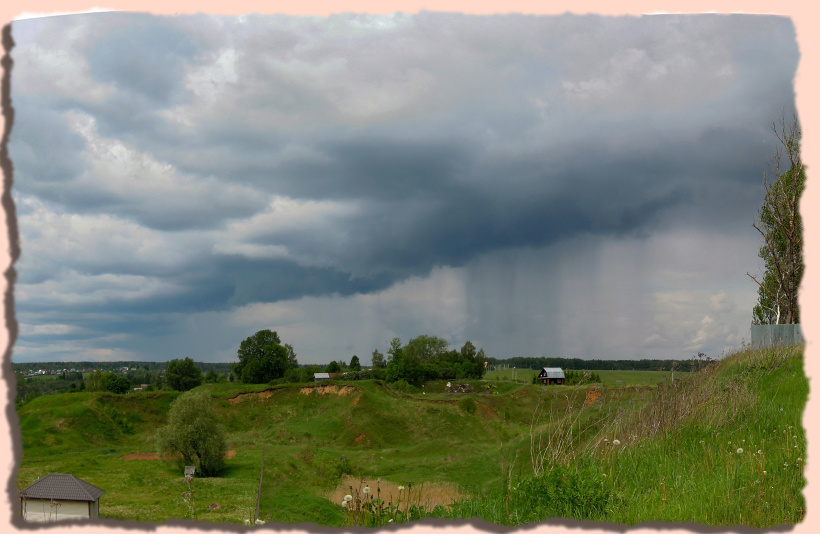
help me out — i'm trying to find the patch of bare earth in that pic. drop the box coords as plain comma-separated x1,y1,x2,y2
228,389,277,405
584,389,603,406
329,475,463,509
122,450,237,460
353,434,370,446
299,385,357,396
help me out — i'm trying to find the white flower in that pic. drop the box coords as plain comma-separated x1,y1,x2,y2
389,519,393,523
398,485,405,491
341,501,348,509
797,458,803,463
255,519,266,525
344,494,353,502
699,440,705,445
613,439,621,446
602,473,607,478
736,448,744,454
757,450,762,455
763,471,767,475
363,486,371,494
446,382,452,387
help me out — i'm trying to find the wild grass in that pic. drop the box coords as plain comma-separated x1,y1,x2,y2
15,344,805,527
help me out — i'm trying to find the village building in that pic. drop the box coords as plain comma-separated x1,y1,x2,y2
18,473,105,522
537,367,565,385
313,372,344,382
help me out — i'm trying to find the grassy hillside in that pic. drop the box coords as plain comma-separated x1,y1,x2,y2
15,345,805,527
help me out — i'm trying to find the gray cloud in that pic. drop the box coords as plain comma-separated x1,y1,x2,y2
9,13,799,363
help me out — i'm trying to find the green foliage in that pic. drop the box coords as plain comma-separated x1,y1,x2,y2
165,358,204,391
234,330,296,384
204,369,218,383
371,349,386,369
388,379,416,394
106,374,131,394
751,114,804,325
564,369,602,385
512,462,610,521
383,336,487,382
349,355,362,371
155,391,227,477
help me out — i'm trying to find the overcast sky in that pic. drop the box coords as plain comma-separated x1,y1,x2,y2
9,12,799,365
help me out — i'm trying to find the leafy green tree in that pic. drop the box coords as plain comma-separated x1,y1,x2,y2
349,355,361,371
165,358,203,392
285,344,298,369
749,112,805,325
233,330,294,384
325,361,341,373
204,369,218,383
371,349,386,369
86,370,108,392
155,391,227,477
105,374,131,394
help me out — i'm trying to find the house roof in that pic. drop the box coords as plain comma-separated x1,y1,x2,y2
314,373,330,379
19,474,105,502
540,367,565,378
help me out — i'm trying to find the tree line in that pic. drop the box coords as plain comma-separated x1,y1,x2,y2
230,330,487,384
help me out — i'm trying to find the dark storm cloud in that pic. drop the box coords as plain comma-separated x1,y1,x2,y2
9,13,800,361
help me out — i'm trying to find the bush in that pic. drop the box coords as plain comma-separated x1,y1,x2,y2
155,391,227,477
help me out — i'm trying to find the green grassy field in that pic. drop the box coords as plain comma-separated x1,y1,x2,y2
485,367,690,386
16,345,806,527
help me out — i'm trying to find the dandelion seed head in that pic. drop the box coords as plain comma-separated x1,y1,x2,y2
757,450,762,455
363,486,370,495
797,458,802,463
613,439,621,446
737,448,744,454
341,501,348,509
763,471,767,475
398,485,405,491
344,495,353,502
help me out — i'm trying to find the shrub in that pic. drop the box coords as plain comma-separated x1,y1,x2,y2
155,391,227,477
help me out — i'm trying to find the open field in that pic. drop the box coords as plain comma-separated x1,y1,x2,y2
16,345,806,527
485,368,691,386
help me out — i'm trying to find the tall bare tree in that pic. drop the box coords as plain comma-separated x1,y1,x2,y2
748,112,805,325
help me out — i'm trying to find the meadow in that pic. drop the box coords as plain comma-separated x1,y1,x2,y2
15,344,805,527
484,368,691,386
